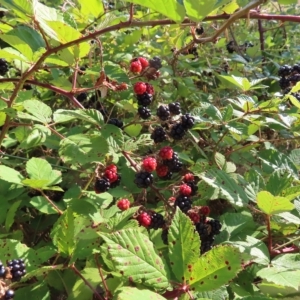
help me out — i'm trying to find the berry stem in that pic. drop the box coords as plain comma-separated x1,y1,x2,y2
40,190,63,215
71,264,104,300
95,254,112,299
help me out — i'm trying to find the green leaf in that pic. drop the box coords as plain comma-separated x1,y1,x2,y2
199,169,250,206
123,0,185,22
23,100,52,123
124,124,142,137
278,0,297,4
105,61,130,83
0,0,33,21
5,200,21,230
257,191,294,215
22,178,52,188
26,157,62,186
0,165,24,184
168,209,200,282
190,245,244,290
78,0,104,18
100,228,170,290
183,0,216,22
1,35,33,61
114,287,166,300
59,135,109,165
53,109,104,126
50,208,75,256
265,171,293,196
30,196,60,214
272,253,300,270
257,267,300,289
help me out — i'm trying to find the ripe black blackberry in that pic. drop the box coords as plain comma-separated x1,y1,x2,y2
168,102,181,115
8,258,26,281
151,126,167,143
226,41,235,54
207,219,222,235
77,92,87,102
149,56,162,70
0,260,5,277
94,178,110,193
138,106,151,119
163,152,182,173
279,77,290,90
195,223,209,239
289,74,300,83
110,174,121,188
161,228,168,245
186,181,198,196
181,113,195,130
5,289,14,299
134,171,153,188
137,93,153,106
169,123,186,140
175,195,192,213
200,237,214,254
278,65,292,77
0,58,9,76
149,212,165,229
196,26,204,35
292,64,300,73
156,105,170,121
108,118,123,128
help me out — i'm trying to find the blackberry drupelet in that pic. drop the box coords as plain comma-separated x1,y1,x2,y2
196,26,204,35
186,181,198,196
169,123,186,140
137,92,153,106
292,64,300,73
195,222,209,238
0,58,9,76
151,126,167,143
181,113,195,130
134,171,153,188
94,178,110,193
174,195,192,213
200,237,215,254
289,74,300,83
149,56,162,70
108,118,123,128
156,105,170,121
138,106,151,119
0,260,5,277
5,289,14,299
149,212,165,229
168,102,181,115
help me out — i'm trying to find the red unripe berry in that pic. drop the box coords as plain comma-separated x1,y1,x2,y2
104,170,118,183
159,146,174,160
188,211,200,224
142,157,157,172
138,57,149,70
183,173,194,182
156,165,169,177
138,212,152,227
145,83,154,95
130,60,142,73
199,206,210,216
134,82,147,95
169,196,176,202
179,184,192,196
117,198,130,211
105,164,117,173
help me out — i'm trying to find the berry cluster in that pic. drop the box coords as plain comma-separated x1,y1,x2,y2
136,210,165,229
151,102,195,143
226,41,254,54
134,146,183,188
94,164,121,193
7,259,26,281
278,64,300,99
0,58,9,76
